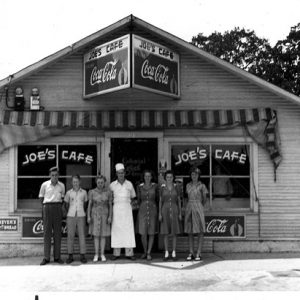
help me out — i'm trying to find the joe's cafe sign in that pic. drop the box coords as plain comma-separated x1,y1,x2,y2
83,34,180,99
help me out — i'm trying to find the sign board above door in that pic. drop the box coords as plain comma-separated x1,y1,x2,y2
83,34,180,99
83,35,130,98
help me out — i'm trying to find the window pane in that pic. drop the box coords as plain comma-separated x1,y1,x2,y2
171,145,209,176
212,177,250,209
212,145,249,176
18,145,56,176
17,178,48,209
58,145,97,176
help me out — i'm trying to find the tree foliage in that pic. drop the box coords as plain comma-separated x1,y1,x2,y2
191,24,300,96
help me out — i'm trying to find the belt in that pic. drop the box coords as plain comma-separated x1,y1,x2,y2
43,202,63,205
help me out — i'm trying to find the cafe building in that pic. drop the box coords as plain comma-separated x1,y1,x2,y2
0,15,300,257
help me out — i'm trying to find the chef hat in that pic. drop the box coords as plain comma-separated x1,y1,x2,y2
115,163,125,172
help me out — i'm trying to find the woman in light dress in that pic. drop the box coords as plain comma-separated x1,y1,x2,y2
184,167,208,261
87,175,112,262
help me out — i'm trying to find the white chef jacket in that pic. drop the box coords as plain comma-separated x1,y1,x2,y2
110,179,136,248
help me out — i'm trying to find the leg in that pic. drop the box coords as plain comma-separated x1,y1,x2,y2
52,204,62,260
196,233,204,257
188,234,194,255
172,234,177,252
100,237,106,255
141,234,147,256
77,217,86,255
125,248,134,257
67,217,76,255
113,248,121,257
163,234,169,252
94,236,100,256
42,205,52,261
147,235,154,254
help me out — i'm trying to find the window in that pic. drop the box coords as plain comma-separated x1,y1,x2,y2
171,143,251,210
17,144,98,210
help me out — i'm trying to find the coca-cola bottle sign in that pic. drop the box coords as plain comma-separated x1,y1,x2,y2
204,216,245,237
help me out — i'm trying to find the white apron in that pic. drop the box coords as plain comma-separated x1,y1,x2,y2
111,181,136,248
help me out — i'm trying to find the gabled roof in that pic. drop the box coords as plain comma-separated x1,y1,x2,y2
1,14,300,106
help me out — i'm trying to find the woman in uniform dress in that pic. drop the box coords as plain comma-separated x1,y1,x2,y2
159,170,182,261
87,175,112,262
184,167,208,261
136,170,159,261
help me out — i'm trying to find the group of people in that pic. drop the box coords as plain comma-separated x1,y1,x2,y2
39,163,208,265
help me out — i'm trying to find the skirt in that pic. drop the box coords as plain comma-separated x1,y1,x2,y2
184,201,206,234
89,207,110,237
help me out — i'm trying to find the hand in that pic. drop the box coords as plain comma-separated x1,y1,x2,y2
107,216,112,224
159,214,162,222
87,217,91,224
178,214,182,221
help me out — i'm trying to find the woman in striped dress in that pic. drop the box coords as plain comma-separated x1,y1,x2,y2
184,167,208,261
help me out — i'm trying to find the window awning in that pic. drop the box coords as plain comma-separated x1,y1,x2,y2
0,108,273,130
0,108,281,180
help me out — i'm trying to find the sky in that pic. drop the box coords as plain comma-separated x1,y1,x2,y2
0,0,299,81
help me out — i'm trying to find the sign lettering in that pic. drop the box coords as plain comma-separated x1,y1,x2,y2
133,35,180,98
0,218,18,231
84,35,130,98
175,148,247,165
204,216,245,238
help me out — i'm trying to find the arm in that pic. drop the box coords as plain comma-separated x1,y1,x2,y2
158,188,162,222
177,186,182,221
107,190,112,224
202,184,208,206
64,191,70,214
87,190,93,223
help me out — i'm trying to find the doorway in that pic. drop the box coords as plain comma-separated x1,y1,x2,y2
110,138,158,253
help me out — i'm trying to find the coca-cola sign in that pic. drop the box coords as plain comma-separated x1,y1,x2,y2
22,217,67,238
204,216,245,238
132,35,180,98
83,35,130,98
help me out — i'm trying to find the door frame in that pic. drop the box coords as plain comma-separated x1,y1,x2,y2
104,131,164,182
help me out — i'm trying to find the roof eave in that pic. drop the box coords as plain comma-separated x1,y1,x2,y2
133,17,300,106
0,15,133,88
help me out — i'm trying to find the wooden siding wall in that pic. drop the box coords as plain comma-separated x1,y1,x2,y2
1,43,300,242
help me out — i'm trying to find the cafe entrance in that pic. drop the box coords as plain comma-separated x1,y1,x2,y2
110,138,158,253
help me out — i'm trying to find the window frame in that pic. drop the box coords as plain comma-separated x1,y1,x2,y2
10,134,103,213
164,136,258,213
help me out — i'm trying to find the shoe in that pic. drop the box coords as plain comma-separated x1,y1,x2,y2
93,255,98,262
186,253,194,261
111,255,120,261
100,255,106,262
140,253,147,259
171,251,177,261
66,254,74,264
54,258,64,264
163,251,169,261
195,256,202,261
40,258,50,266
147,254,152,261
125,256,136,260
80,255,87,263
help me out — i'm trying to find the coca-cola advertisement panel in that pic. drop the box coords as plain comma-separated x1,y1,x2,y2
204,216,245,238
22,217,67,238
83,35,130,98
132,35,180,98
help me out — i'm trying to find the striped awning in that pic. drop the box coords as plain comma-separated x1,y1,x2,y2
0,107,281,180
0,108,274,130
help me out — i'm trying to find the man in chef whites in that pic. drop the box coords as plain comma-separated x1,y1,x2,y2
110,163,136,260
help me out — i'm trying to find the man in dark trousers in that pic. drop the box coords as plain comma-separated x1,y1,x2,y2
39,166,65,265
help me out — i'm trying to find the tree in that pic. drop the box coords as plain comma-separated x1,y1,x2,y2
191,24,300,96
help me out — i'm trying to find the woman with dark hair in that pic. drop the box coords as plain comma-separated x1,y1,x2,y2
184,167,208,261
136,170,159,261
87,175,112,262
159,170,182,261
